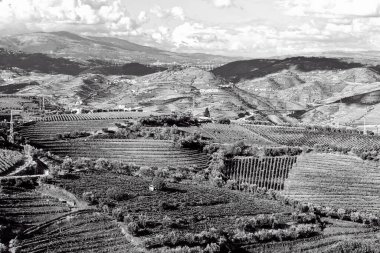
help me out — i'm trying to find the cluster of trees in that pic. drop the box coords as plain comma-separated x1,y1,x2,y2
143,228,229,251
313,144,380,161
175,133,208,151
140,113,199,127
256,188,380,228
50,157,139,176
264,147,305,157
55,131,91,140
231,224,321,244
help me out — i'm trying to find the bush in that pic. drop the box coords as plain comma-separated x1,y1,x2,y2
138,166,155,179
152,177,166,191
323,240,377,253
225,179,237,190
127,221,140,236
112,208,124,222
106,187,128,201
82,191,97,205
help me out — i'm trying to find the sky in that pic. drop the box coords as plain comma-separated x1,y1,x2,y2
0,0,380,57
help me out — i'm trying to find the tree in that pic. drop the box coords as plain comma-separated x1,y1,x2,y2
204,107,210,118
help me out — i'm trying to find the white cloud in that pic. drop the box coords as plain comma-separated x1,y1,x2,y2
212,0,234,8
0,0,139,35
279,0,380,18
137,11,149,24
150,6,185,20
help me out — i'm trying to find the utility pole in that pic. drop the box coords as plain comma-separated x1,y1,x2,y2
363,113,366,135
9,110,14,143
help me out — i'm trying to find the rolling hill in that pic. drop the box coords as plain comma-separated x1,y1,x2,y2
0,31,236,65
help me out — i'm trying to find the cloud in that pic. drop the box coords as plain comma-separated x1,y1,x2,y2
150,6,185,20
279,0,380,18
0,0,140,35
212,0,234,8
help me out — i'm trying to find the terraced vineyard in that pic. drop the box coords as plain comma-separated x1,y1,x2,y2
52,171,293,221
199,123,274,145
34,139,210,168
17,210,132,253
284,153,380,212
0,189,72,226
0,149,24,175
18,120,121,141
38,112,157,121
226,156,297,190
242,124,380,149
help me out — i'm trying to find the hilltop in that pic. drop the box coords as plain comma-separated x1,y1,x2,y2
0,31,236,65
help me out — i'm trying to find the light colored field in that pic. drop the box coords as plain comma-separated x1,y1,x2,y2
284,153,380,212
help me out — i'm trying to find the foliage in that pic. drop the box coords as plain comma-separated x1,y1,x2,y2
152,177,166,191
324,241,379,253
140,113,199,127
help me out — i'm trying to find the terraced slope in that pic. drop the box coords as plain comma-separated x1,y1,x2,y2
242,124,380,149
284,153,380,212
38,112,155,121
0,149,24,175
18,120,121,141
226,156,297,191
0,190,72,226
35,139,210,168
200,123,274,145
16,211,132,253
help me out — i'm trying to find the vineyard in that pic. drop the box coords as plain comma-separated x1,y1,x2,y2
284,153,380,212
197,123,274,145
225,156,297,191
18,120,120,141
0,189,72,226
16,210,133,253
0,149,24,175
51,170,292,224
34,139,210,168
242,124,380,149
38,112,157,122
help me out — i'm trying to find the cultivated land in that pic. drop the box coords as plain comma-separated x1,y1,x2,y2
2,31,380,252
284,153,380,212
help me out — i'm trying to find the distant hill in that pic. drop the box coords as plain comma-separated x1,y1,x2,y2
0,48,165,76
0,31,237,65
212,56,366,82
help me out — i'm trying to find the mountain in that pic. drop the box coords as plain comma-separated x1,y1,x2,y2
0,31,237,65
212,56,366,83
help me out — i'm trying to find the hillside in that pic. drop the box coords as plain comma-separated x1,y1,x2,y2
212,56,366,83
0,31,236,65
284,153,380,212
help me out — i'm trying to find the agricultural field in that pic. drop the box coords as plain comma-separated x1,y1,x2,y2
50,170,292,221
32,139,210,168
284,153,380,212
242,124,380,149
15,210,133,253
38,111,158,121
225,156,297,191
18,120,121,141
0,95,40,112
0,188,72,226
0,149,24,175
192,123,274,145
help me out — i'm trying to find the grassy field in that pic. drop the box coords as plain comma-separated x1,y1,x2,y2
284,153,380,212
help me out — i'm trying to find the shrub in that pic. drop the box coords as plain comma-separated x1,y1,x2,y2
323,240,377,253
127,221,140,236
138,166,155,179
152,177,166,191
82,191,97,205
162,215,173,228
106,187,128,201
112,208,124,222
225,179,237,190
